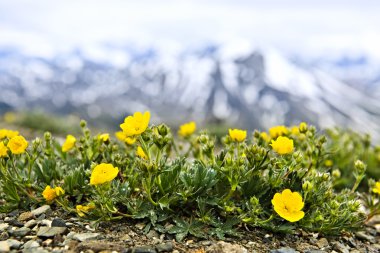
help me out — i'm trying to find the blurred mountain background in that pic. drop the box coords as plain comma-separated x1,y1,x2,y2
1,0,380,139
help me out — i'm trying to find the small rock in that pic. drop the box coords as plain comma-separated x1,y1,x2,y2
155,242,173,252
51,218,66,228
40,219,52,227
121,234,132,242
332,242,349,253
31,205,51,217
127,246,157,253
270,247,299,253
18,212,34,222
23,240,40,249
8,227,30,237
355,231,376,243
0,241,10,253
6,239,22,249
37,227,67,238
42,239,53,247
0,232,9,241
7,219,24,227
7,210,19,217
296,243,318,252
0,224,9,232
200,240,212,246
23,248,49,253
207,241,248,253
85,225,96,232
146,230,160,239
72,233,101,242
315,238,329,249
135,223,145,230
24,220,37,229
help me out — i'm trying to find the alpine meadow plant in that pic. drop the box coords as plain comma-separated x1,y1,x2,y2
0,116,373,241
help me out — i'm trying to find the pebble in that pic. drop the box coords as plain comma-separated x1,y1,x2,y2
146,230,160,239
332,242,349,253
155,242,173,252
51,218,66,228
127,246,157,253
270,247,299,253
207,241,248,253
121,234,132,242
23,248,49,253
315,238,329,249
23,240,40,249
40,219,52,227
8,227,30,237
0,241,10,253
6,239,22,249
7,219,24,227
355,231,376,243
24,220,37,229
72,232,101,242
31,206,51,217
37,227,67,238
0,224,9,232
135,223,145,230
18,212,34,222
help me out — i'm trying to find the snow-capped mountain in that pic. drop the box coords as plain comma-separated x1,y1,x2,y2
0,45,379,140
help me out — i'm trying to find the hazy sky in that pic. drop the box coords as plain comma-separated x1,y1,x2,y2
0,0,379,59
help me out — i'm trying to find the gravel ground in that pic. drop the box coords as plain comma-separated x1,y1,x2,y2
0,205,379,253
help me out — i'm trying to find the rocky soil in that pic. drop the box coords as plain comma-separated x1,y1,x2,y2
0,205,379,253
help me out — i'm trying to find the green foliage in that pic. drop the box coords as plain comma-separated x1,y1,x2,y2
0,119,377,241
325,128,380,189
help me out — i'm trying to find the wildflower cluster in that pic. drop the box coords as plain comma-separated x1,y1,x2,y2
0,117,372,240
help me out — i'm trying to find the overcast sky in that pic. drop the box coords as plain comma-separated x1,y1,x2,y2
0,0,379,60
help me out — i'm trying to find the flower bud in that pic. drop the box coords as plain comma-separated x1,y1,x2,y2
80,119,87,128
158,124,169,137
199,134,209,144
44,132,51,141
299,122,308,133
253,130,260,139
354,160,366,173
332,169,341,178
302,181,313,192
321,173,330,181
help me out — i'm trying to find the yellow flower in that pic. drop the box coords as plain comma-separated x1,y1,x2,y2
115,131,136,145
125,137,137,145
55,187,65,196
372,182,380,195
272,189,305,222
7,135,28,154
62,135,76,152
269,125,288,138
42,186,64,202
260,132,271,142
76,203,95,217
115,131,126,141
291,126,300,135
271,136,294,155
90,163,119,185
137,146,148,160
98,133,110,142
0,142,8,157
0,129,19,139
178,121,196,137
120,111,150,137
229,129,247,142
